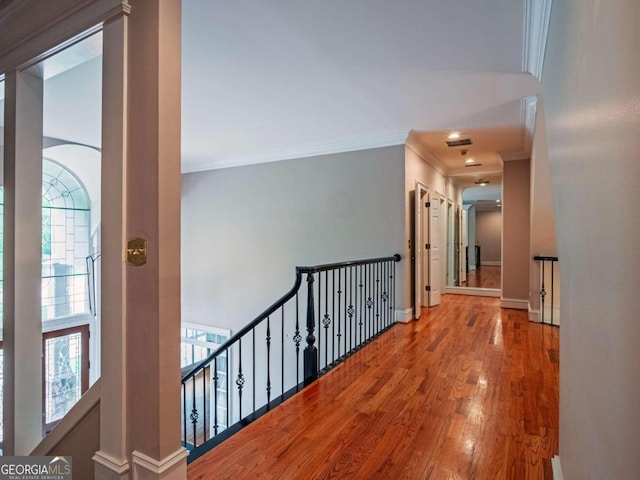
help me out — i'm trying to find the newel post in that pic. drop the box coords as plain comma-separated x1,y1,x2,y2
304,272,318,385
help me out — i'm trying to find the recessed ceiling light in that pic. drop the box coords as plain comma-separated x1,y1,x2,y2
465,158,475,164
480,182,487,186
448,131,461,140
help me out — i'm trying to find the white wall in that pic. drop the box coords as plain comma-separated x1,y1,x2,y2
475,210,501,264
529,98,558,314
542,1,640,478
502,159,530,304
181,146,405,333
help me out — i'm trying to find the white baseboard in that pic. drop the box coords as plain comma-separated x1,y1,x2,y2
395,308,413,323
93,450,130,478
132,448,188,480
528,302,540,322
445,286,501,298
501,298,528,310
481,261,501,266
551,455,563,480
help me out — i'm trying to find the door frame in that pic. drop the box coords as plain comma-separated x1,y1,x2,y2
414,181,429,319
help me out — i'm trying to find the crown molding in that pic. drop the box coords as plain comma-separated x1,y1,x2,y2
405,132,448,177
182,131,409,173
523,0,553,80
499,95,537,162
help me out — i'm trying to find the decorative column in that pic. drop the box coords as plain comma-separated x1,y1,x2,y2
2,68,44,455
93,11,131,480
126,0,185,478
95,1,185,478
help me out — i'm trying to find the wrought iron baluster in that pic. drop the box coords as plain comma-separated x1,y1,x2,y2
191,376,198,447
323,270,330,368
266,316,271,405
304,272,318,385
281,305,285,398
550,260,555,326
391,259,396,323
294,292,301,389
252,328,256,412
376,262,380,333
237,339,245,419
202,367,207,442
358,265,363,348
226,350,230,430
541,260,546,324
182,383,187,447
381,261,388,328
332,269,336,365
318,271,322,370
337,268,342,359
213,357,219,436
365,265,373,341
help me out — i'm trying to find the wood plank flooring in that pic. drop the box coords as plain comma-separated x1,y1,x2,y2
464,266,501,289
188,295,558,479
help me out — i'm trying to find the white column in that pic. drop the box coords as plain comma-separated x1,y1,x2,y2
2,68,44,455
127,0,186,478
93,14,131,480
95,1,185,478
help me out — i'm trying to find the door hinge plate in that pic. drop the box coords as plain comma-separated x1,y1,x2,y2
425,202,431,208
425,285,431,292
425,243,431,249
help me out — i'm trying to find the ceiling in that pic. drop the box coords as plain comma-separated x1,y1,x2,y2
1,0,544,186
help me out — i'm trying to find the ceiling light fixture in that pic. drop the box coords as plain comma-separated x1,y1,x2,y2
474,179,489,186
448,131,461,140
465,158,475,164
496,199,501,203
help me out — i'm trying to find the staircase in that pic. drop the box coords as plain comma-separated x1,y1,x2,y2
180,254,401,462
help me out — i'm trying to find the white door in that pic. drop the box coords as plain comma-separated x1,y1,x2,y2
461,208,468,284
414,182,428,319
429,194,443,306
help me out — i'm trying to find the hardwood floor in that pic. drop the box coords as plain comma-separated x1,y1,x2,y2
464,265,501,289
188,295,559,479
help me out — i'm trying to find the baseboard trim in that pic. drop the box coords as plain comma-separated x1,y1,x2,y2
93,450,130,476
528,303,540,322
501,298,528,310
481,261,501,266
132,448,188,479
395,308,413,323
445,286,501,298
551,455,563,480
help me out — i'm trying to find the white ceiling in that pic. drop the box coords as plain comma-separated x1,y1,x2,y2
181,0,540,173
1,1,542,180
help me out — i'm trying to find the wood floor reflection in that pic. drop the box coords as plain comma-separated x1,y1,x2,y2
464,265,501,289
188,295,558,479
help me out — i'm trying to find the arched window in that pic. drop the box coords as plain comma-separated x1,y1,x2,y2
0,158,92,324
41,159,92,320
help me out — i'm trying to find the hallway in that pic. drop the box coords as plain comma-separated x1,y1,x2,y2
188,295,558,479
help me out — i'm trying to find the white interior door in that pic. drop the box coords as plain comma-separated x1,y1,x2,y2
429,194,443,306
461,208,468,284
414,182,428,319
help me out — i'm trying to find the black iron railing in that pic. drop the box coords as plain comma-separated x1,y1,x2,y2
534,256,559,326
180,254,401,462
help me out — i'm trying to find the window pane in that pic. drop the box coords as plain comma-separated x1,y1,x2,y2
45,332,83,424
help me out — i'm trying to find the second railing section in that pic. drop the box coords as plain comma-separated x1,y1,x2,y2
181,254,401,462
